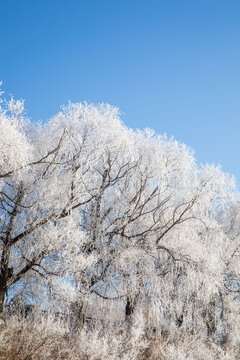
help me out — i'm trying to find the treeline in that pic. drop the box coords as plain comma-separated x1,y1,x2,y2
0,91,239,359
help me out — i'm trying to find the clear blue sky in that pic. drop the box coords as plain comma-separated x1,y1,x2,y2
1,0,240,185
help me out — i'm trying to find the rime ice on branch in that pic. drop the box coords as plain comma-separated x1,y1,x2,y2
0,90,239,354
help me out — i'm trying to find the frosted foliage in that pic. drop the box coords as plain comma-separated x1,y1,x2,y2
0,91,240,359
0,106,32,177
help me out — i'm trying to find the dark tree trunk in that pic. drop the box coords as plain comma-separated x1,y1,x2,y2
0,186,23,314
0,247,11,313
176,314,184,327
125,295,139,333
125,297,135,317
0,273,7,313
203,301,216,339
69,301,85,331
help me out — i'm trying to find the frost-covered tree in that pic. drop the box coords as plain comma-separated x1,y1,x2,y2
0,88,240,358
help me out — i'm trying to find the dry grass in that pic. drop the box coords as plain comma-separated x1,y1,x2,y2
0,312,239,360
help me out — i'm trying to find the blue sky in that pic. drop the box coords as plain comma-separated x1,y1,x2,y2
1,0,240,185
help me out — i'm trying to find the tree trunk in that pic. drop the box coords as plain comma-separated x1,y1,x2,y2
0,277,7,313
125,296,138,333
69,301,85,331
0,245,11,314
203,300,216,339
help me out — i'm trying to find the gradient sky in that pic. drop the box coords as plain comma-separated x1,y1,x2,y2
1,0,240,185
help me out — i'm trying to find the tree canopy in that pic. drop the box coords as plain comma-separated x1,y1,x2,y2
0,91,240,359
